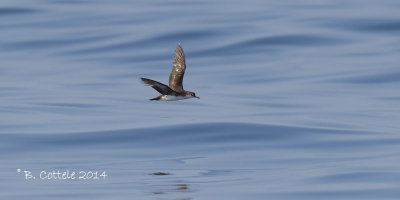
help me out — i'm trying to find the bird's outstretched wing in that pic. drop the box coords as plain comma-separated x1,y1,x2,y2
169,44,186,93
141,78,173,94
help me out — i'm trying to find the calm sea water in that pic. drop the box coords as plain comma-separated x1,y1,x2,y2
1,0,400,199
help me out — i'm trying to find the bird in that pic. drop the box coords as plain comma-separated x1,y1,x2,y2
141,44,199,101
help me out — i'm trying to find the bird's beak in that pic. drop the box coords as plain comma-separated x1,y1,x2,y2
195,96,200,99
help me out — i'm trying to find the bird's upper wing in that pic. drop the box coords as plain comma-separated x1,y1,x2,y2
168,44,186,93
141,78,173,94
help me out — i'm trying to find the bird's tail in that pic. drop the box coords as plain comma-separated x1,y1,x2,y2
150,95,162,101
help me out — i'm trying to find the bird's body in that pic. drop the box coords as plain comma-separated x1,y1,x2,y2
141,44,199,101
156,94,195,101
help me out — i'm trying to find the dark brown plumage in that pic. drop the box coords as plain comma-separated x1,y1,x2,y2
141,78,174,95
169,44,186,93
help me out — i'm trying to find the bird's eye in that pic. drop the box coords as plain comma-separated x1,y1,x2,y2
192,93,195,96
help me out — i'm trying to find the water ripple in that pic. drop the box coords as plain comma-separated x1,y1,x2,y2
311,171,400,183
193,34,343,57
333,71,400,84
274,188,400,199
322,18,400,33
0,122,369,154
63,30,221,55
5,34,115,50
0,7,41,16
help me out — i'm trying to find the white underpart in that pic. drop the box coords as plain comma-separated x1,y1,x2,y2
161,95,192,101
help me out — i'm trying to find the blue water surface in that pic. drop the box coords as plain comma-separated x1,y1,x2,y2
1,0,400,199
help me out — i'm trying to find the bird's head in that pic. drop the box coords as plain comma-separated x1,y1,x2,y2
187,91,200,99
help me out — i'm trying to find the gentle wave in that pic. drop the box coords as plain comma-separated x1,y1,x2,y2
192,34,343,58
0,7,41,16
323,18,400,33
332,71,400,84
62,30,222,56
0,122,374,153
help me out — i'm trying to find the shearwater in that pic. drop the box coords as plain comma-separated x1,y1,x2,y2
141,44,199,101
